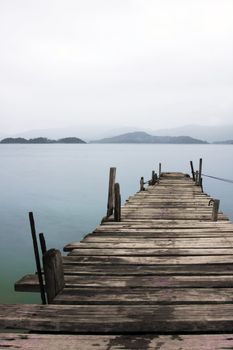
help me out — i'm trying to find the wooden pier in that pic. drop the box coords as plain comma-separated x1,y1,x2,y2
1,169,233,349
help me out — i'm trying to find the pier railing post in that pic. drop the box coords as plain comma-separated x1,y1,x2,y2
39,233,47,256
209,199,220,221
114,183,121,222
29,212,47,305
190,161,195,181
159,163,162,178
199,158,203,186
140,177,145,191
151,171,157,185
43,249,65,304
107,167,116,217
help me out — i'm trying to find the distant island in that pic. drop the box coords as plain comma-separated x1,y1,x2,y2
90,131,208,144
0,137,86,144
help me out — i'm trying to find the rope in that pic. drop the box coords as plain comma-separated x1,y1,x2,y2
202,174,233,184
144,180,150,184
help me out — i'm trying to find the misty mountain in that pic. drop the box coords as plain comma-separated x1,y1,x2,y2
91,132,208,144
5,124,233,143
11,126,142,142
152,124,233,143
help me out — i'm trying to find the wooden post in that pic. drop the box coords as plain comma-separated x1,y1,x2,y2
199,158,203,185
200,177,203,193
151,171,155,185
209,199,220,221
190,161,195,181
140,177,145,191
39,233,47,256
29,212,47,305
159,163,162,178
114,183,121,222
107,167,116,217
43,249,65,304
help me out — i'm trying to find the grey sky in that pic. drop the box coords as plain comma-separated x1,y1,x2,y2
0,0,232,135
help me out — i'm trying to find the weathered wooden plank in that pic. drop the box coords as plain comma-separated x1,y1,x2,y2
67,248,233,256
67,237,233,249
121,215,228,221
93,227,233,233
3,304,233,333
100,220,233,227
53,287,233,305
82,232,233,241
15,274,233,292
62,255,233,265
122,209,217,213
61,263,233,275
1,333,233,350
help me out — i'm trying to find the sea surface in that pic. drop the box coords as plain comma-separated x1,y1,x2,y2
0,144,233,304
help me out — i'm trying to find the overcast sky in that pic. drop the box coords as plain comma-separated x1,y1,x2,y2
0,0,232,135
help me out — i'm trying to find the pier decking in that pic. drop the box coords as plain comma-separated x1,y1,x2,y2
1,171,233,349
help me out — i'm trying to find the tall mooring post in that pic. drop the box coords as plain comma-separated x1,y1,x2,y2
114,183,121,222
107,167,116,218
199,158,203,186
159,163,162,178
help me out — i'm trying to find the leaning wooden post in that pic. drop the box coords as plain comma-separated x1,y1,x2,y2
140,177,145,191
198,158,203,185
39,233,47,256
209,199,220,221
159,163,162,178
114,183,121,222
190,161,195,181
107,167,116,217
43,249,65,304
29,212,47,305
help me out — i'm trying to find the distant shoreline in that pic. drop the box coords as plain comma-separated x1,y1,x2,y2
0,134,232,145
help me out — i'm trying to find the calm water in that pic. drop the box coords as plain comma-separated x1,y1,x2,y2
0,144,233,304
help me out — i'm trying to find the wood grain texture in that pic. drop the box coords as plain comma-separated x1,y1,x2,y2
1,333,233,350
3,304,233,333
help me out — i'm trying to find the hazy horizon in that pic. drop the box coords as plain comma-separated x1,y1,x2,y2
0,123,233,143
0,0,232,134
